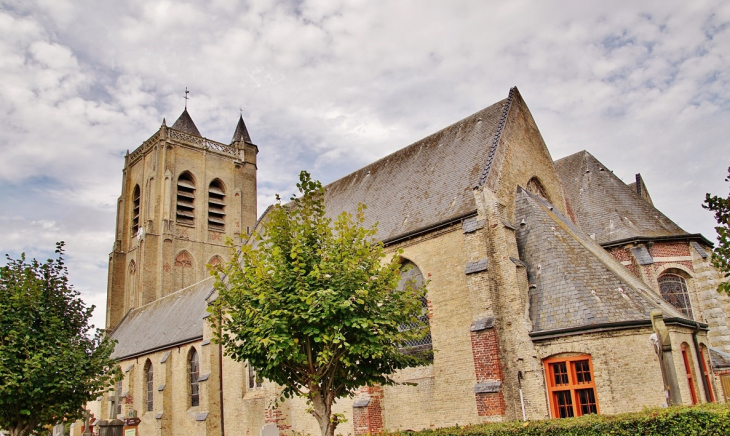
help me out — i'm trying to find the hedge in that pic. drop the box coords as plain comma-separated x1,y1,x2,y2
385,404,730,436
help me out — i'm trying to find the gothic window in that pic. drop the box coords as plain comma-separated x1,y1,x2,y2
544,355,599,418
526,176,550,201
208,255,223,271
144,360,154,412
132,184,141,236
681,343,698,405
174,251,194,291
658,274,693,319
189,348,200,407
208,179,226,232
176,172,196,226
397,261,432,357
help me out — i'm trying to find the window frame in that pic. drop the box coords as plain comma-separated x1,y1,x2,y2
544,354,600,418
681,343,698,405
176,172,196,227
189,348,200,407
396,261,432,358
144,360,154,412
131,184,141,237
207,179,226,232
658,274,694,319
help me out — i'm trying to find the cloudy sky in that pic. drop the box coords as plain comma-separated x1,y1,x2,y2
1,0,728,329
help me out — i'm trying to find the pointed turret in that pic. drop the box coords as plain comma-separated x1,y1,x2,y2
171,108,202,137
231,114,252,144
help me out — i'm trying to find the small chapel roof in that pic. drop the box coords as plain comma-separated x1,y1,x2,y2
514,188,697,338
171,108,203,137
323,94,509,242
710,347,730,369
554,151,688,245
109,277,214,360
231,115,253,144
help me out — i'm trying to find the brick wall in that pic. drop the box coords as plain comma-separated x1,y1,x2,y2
353,386,384,435
471,328,506,416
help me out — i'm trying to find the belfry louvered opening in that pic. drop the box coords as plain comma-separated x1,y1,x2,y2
176,172,196,226
208,179,226,232
132,184,141,236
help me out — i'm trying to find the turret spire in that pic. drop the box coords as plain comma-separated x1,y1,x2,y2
171,108,202,137
231,114,252,144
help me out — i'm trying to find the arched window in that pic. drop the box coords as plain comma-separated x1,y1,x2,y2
208,179,226,232
189,348,200,407
174,251,195,291
658,274,693,319
699,344,716,402
208,255,223,270
526,176,550,202
144,359,154,412
131,184,141,236
397,261,432,357
176,172,196,226
681,343,698,405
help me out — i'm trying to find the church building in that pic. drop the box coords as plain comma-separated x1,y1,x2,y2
79,88,730,435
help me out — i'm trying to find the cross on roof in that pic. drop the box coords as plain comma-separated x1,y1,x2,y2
184,87,189,109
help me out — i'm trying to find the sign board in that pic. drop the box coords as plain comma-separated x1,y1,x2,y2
125,430,136,436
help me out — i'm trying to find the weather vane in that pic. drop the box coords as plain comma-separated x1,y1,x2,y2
184,87,190,109
239,107,243,117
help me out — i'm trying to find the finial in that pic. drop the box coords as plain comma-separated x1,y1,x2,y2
162,118,167,127
184,87,190,109
239,107,243,117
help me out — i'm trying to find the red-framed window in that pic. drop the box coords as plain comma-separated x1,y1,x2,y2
681,343,698,405
699,345,715,402
544,355,599,418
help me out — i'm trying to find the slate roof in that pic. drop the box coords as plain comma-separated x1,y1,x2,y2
710,347,730,369
324,96,509,242
171,108,202,137
231,115,253,144
554,151,687,245
514,188,687,335
109,277,214,359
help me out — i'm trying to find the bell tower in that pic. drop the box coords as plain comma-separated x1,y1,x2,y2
105,107,259,329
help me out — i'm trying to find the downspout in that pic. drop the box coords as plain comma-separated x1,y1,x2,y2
691,322,712,403
517,371,526,421
219,305,226,436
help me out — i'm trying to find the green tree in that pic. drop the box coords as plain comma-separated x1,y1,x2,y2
704,167,730,295
210,171,429,436
0,243,119,436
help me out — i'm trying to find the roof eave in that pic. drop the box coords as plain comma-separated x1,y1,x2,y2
529,317,708,342
600,233,714,249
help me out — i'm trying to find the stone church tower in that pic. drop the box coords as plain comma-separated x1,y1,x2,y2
105,108,258,330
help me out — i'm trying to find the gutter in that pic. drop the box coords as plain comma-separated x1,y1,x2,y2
111,335,203,361
600,233,714,249
690,321,713,402
383,210,478,246
530,318,708,342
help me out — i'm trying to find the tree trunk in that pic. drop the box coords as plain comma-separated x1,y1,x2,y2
9,419,35,436
310,390,337,436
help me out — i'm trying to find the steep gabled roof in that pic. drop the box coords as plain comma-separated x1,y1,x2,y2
171,108,202,137
109,277,214,359
324,95,509,242
231,115,252,144
554,151,687,245
514,188,689,336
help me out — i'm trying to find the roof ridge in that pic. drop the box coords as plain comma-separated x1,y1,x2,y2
477,86,517,187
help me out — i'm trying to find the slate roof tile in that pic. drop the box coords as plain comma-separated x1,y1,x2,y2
554,151,686,245
515,188,686,333
109,277,214,359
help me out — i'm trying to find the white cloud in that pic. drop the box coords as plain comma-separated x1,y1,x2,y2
1,0,729,328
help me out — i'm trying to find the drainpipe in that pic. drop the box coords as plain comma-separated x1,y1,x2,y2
691,322,712,403
219,304,226,436
518,371,526,421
